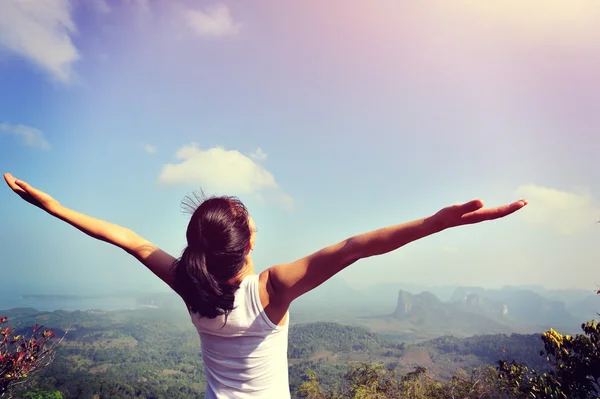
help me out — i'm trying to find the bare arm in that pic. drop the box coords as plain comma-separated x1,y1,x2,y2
51,206,176,288
267,199,527,305
3,173,177,290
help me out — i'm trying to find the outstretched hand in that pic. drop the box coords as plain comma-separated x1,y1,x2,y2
432,199,528,230
3,173,60,213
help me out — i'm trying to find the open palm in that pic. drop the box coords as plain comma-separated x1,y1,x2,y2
3,173,60,213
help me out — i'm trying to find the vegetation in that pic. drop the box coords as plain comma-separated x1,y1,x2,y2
497,319,600,398
296,319,600,398
297,363,520,399
0,317,60,398
297,294,600,399
22,391,63,399
289,322,384,359
0,293,597,399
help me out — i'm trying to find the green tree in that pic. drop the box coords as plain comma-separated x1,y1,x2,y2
345,362,398,399
498,295,600,398
23,389,63,399
297,369,327,399
297,363,523,399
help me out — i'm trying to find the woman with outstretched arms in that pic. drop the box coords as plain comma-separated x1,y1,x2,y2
3,172,527,398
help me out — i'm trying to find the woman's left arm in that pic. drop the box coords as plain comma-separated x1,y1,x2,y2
3,173,177,289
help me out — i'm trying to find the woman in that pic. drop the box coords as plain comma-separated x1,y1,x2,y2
3,172,527,398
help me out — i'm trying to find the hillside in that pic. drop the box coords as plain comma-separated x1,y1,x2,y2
1,307,554,399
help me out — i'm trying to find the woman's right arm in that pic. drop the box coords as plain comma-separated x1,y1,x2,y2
3,173,177,290
265,199,527,306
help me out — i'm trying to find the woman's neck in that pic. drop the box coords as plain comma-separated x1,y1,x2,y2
229,255,255,284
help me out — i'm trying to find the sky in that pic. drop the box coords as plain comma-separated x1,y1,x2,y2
0,0,599,297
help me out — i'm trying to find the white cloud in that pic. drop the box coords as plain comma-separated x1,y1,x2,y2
143,144,157,154
0,0,80,83
158,144,292,210
0,123,51,150
250,147,267,161
182,4,241,37
515,184,600,235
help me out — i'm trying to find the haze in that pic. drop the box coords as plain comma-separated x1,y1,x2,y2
1,0,599,301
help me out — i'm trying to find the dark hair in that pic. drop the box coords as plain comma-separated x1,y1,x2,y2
172,192,252,319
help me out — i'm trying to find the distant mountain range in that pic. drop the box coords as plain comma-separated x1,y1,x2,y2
290,277,599,337
388,290,515,336
4,276,598,340
448,286,582,328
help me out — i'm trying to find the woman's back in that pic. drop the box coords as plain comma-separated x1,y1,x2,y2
191,274,290,399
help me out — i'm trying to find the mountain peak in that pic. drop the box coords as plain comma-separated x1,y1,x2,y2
393,290,442,318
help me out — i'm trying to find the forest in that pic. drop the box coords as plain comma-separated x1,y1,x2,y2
2,305,598,399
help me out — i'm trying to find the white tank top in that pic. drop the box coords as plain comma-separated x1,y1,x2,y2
190,274,291,398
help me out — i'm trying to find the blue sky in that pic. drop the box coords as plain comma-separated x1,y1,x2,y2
1,0,599,296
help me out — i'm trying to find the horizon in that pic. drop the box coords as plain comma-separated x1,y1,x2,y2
2,276,598,299
1,0,600,300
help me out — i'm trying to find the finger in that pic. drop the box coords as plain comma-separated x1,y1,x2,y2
14,179,42,197
456,199,484,215
461,200,527,224
3,172,16,187
478,201,527,220
14,178,32,191
3,173,27,194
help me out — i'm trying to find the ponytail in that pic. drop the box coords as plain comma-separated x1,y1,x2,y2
173,193,252,320
173,246,239,319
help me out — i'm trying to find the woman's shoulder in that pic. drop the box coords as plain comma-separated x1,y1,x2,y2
257,270,289,327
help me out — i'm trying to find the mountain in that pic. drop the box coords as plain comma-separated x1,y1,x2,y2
393,290,443,318
568,294,600,321
508,285,596,307
456,293,508,320
388,290,515,336
450,287,488,302
290,280,589,337
364,283,459,303
450,286,581,330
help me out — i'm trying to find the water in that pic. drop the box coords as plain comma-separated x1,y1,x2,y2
0,293,142,312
